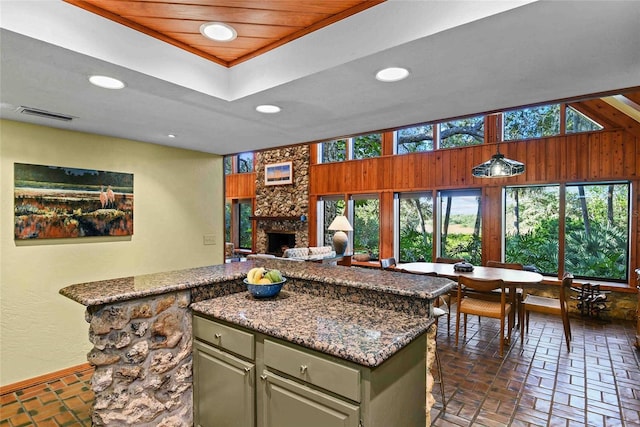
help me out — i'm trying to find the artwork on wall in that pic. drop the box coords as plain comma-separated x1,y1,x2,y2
264,161,293,186
14,163,134,239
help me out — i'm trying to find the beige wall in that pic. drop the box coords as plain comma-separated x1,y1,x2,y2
0,120,224,385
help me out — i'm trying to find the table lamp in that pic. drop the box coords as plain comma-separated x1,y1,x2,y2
328,215,353,255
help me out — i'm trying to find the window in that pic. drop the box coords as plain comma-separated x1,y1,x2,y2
224,156,233,175
351,195,380,260
565,106,603,134
438,116,484,148
438,189,482,265
321,139,347,163
398,192,433,262
352,133,382,159
237,152,254,173
238,200,252,249
505,186,560,275
224,201,231,243
503,104,560,141
318,196,346,247
319,133,381,163
396,125,434,154
565,183,629,281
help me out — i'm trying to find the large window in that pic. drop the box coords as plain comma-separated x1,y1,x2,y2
396,125,434,154
238,200,253,249
319,196,346,247
398,192,433,262
503,104,560,141
505,186,560,274
565,183,629,281
505,183,630,281
438,189,482,264
351,195,380,260
438,116,484,148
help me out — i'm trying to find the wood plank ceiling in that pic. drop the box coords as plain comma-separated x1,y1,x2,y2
63,0,385,67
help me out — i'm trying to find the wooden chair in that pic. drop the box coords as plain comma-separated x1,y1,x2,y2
380,257,396,270
486,260,524,327
455,276,513,357
486,260,524,270
435,258,464,321
436,257,464,264
521,272,573,351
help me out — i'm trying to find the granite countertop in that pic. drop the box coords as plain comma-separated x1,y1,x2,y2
60,258,455,307
191,290,433,367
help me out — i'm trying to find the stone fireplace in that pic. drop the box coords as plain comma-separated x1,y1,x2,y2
253,146,310,253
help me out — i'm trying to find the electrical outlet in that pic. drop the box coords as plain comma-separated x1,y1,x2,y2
203,234,216,245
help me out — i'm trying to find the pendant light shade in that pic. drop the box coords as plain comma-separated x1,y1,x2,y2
472,146,525,178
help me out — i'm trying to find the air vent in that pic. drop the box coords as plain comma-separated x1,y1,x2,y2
17,106,74,122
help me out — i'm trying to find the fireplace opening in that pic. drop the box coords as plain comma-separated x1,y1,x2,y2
266,232,296,257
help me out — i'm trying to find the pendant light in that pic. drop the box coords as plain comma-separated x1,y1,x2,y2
472,145,525,178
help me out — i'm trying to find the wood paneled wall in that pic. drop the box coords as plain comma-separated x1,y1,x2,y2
310,130,638,194
225,172,256,199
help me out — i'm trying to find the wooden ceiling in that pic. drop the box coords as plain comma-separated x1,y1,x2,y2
63,0,385,67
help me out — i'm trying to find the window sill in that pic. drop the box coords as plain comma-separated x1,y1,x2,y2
541,275,635,293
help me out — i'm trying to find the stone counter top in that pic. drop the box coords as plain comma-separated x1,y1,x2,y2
60,258,455,307
191,290,433,367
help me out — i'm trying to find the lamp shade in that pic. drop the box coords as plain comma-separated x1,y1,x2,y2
472,148,525,178
328,215,353,232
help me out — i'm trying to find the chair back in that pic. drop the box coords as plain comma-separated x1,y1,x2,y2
380,257,396,270
436,257,465,264
458,276,506,294
486,260,524,270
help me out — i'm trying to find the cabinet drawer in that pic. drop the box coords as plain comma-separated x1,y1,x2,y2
264,339,360,402
193,316,254,360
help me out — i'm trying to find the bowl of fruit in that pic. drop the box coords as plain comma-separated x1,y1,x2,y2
244,267,286,298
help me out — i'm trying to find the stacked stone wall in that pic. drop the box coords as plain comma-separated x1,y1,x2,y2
254,146,309,253
85,291,192,426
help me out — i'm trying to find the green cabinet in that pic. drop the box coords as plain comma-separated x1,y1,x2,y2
193,314,427,427
193,341,255,427
260,370,360,427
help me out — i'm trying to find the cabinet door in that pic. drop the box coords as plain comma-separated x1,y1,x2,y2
260,370,359,427
194,340,255,427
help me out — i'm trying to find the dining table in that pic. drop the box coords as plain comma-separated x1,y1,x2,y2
396,262,544,344
396,262,543,285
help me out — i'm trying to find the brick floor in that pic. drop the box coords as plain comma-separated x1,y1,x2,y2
431,311,640,426
0,367,93,427
0,313,638,426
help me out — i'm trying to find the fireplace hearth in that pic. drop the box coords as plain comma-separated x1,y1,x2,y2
266,232,296,256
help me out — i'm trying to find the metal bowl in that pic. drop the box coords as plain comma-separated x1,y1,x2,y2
244,278,286,298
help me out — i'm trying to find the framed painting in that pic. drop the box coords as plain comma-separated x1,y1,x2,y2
14,163,134,239
264,161,293,186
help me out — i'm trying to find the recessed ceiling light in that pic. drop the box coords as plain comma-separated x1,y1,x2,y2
200,22,237,42
256,105,281,114
89,75,125,89
167,134,176,138
375,67,410,82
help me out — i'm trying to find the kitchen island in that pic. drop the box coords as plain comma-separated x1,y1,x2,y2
60,259,454,426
